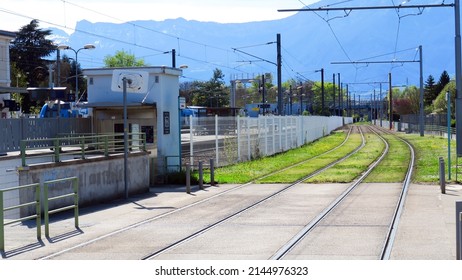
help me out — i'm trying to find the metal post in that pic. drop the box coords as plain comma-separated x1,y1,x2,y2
439,157,446,194
35,184,41,240
459,211,462,260
333,73,336,116
262,75,266,116
321,68,325,114
419,45,425,137
389,73,393,130
123,78,129,199
448,91,452,180
54,138,60,163
457,201,462,260
277,33,283,115
210,158,215,186
455,0,462,156
73,178,79,228
186,163,191,194
44,182,50,237
380,83,383,127
0,191,4,252
198,161,204,190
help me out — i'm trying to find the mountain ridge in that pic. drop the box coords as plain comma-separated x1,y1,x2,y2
49,0,456,92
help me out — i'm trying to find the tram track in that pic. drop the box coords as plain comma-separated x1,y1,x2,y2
142,127,367,260
271,125,414,260
36,125,368,260
34,124,414,260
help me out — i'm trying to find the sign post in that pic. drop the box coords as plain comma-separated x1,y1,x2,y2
111,70,149,199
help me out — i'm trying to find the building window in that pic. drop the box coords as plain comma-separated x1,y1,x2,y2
141,125,154,143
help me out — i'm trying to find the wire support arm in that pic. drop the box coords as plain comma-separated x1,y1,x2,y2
278,3,455,13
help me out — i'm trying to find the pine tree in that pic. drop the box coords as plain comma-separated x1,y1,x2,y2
10,20,56,113
436,70,451,95
424,74,436,107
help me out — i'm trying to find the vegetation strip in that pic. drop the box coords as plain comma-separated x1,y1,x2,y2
207,130,349,183
306,130,385,183
258,132,363,183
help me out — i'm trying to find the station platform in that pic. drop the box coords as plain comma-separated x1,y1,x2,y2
1,182,461,260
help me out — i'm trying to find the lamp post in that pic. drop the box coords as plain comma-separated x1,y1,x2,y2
297,83,305,115
58,44,96,102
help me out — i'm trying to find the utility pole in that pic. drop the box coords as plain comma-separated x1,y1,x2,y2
333,73,336,116
278,1,458,146
277,33,283,115
338,73,341,116
456,0,462,156
419,45,424,136
346,84,349,117
389,73,393,130
321,68,325,115
262,74,266,116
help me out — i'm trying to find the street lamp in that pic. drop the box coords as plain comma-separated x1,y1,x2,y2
58,44,96,102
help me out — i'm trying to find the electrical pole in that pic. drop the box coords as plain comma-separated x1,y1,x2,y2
333,73,336,116
277,33,283,115
338,73,341,116
389,73,393,130
279,1,459,145
419,45,424,136
455,0,462,156
321,68,325,115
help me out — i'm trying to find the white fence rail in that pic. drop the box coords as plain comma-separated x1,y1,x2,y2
184,115,352,168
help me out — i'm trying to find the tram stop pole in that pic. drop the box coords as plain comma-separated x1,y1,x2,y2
457,201,462,260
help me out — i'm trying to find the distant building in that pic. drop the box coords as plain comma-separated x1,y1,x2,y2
0,30,16,118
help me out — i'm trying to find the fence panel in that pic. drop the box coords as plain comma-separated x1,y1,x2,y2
185,115,346,169
0,118,92,154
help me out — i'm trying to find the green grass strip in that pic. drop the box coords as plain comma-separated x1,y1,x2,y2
257,132,363,183
364,133,410,183
306,132,385,183
209,130,348,184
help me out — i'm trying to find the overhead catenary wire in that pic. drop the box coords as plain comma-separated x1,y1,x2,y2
0,2,252,81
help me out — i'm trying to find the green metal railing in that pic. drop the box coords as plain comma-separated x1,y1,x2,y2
43,177,79,238
20,133,147,167
0,183,41,252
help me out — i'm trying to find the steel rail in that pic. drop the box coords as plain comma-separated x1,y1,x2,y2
270,125,390,260
372,126,415,260
39,126,357,260
142,126,366,260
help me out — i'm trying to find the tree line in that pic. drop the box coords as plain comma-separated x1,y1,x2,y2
8,20,455,121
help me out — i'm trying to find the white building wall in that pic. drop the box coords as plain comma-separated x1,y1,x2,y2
0,32,15,118
83,66,182,173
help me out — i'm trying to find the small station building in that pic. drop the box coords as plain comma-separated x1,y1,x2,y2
82,66,183,182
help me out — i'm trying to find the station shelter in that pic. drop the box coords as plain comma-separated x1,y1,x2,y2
82,66,183,183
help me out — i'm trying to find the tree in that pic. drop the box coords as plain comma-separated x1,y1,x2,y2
433,80,456,119
10,20,56,113
433,71,451,100
104,50,146,67
391,86,420,116
190,68,229,107
423,74,436,107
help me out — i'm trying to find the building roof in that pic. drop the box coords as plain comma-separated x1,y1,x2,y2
0,30,16,39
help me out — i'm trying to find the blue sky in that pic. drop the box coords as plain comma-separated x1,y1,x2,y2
0,0,318,32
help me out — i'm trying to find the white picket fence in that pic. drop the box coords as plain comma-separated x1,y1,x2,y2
185,115,352,167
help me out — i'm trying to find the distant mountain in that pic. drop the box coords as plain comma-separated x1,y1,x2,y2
49,0,456,92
